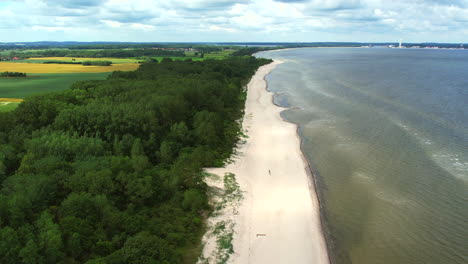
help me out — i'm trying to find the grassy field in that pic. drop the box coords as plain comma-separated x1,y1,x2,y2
0,98,23,112
0,72,110,99
149,50,233,62
0,102,21,112
0,62,140,73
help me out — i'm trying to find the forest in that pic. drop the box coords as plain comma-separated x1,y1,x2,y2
0,56,271,263
0,72,27,78
82,61,113,66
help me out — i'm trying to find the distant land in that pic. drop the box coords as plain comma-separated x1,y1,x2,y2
0,41,466,50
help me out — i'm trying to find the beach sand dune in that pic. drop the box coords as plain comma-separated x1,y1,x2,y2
200,61,329,264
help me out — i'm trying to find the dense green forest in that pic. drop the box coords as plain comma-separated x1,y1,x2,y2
43,61,82,65
0,56,271,263
82,61,113,66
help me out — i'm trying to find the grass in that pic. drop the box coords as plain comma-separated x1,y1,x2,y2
0,98,22,112
0,62,139,73
0,72,110,99
0,102,21,112
204,50,235,59
201,173,242,264
151,50,234,62
223,173,243,202
215,222,234,264
210,173,242,264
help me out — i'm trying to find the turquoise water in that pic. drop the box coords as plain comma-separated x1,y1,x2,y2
258,48,468,264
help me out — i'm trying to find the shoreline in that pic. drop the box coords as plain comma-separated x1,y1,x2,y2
199,61,329,263
266,75,337,264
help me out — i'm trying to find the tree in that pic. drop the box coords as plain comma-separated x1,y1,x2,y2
36,212,63,263
131,139,149,172
0,227,21,263
120,231,177,264
19,240,43,264
182,189,207,212
193,111,221,146
0,55,272,263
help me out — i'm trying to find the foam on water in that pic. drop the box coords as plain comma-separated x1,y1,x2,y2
393,119,468,182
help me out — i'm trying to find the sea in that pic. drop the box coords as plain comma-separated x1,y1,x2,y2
257,48,468,264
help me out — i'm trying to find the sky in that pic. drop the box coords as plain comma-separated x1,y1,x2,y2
0,0,467,43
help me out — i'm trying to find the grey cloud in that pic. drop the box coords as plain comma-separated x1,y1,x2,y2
273,0,310,2
103,11,156,23
42,0,107,9
166,0,251,11
303,0,362,12
421,0,467,7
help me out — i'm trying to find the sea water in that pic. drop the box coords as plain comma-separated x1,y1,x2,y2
257,48,468,264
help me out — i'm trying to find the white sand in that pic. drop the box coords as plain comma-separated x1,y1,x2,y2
200,61,329,264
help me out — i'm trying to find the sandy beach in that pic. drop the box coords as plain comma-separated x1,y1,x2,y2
200,61,329,264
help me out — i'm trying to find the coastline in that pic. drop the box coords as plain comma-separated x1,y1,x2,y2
266,65,337,264
199,61,329,263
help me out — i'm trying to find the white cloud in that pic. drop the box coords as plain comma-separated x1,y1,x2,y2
100,19,123,28
0,0,467,42
101,19,156,31
206,25,237,32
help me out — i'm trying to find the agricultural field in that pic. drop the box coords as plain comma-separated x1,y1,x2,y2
0,48,233,112
0,62,140,73
27,57,140,64
0,72,110,99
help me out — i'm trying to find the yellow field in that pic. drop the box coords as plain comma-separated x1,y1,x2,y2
28,57,139,63
0,62,139,73
0,98,23,102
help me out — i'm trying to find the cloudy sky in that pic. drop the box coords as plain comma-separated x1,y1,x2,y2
1,0,467,43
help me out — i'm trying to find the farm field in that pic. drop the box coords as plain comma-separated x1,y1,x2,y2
0,101,21,112
27,57,140,63
0,49,232,112
0,62,140,73
0,72,110,99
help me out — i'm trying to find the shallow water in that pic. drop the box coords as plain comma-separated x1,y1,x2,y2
258,48,468,264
